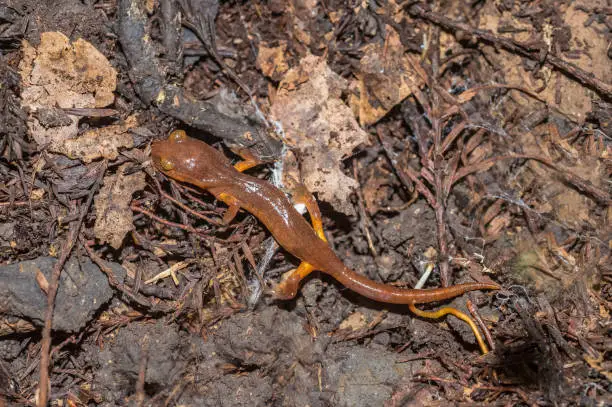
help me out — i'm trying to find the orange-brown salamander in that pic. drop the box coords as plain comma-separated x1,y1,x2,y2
151,130,501,353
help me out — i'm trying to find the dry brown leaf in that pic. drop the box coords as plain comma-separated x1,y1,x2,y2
545,2,612,120
478,1,610,122
349,25,424,126
361,160,396,215
0,318,37,336
94,163,146,249
54,116,137,163
271,54,368,214
339,312,367,332
256,41,289,81
516,128,603,228
35,269,49,294
19,31,117,150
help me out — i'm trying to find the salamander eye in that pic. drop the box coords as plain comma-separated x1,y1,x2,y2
159,157,175,171
169,130,187,143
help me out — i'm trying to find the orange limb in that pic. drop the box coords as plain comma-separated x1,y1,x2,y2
273,261,315,300
217,192,241,225
291,185,327,242
271,187,326,300
408,302,489,354
232,148,264,173
219,147,264,221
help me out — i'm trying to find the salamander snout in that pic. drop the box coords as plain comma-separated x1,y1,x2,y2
151,129,188,172
150,140,176,173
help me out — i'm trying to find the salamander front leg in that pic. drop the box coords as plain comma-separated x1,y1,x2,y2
408,303,490,354
273,261,315,300
217,192,241,225
232,148,264,173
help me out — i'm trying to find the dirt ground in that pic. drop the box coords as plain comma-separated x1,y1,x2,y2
0,0,610,406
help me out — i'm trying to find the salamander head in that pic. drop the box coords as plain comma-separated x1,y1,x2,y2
150,130,194,180
150,128,234,188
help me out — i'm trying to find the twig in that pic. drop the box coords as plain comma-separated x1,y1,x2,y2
82,237,175,312
38,162,106,407
469,384,533,406
249,236,278,307
466,298,495,351
376,127,436,206
0,200,45,207
117,0,282,159
131,202,213,241
159,189,223,225
135,336,149,407
415,262,435,289
352,164,378,258
376,126,451,285
178,0,253,97
452,153,610,205
413,376,534,405
61,107,118,117
50,331,85,359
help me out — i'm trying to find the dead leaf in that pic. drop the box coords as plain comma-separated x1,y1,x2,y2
94,163,146,249
361,159,397,214
516,128,604,229
339,312,367,331
478,1,610,122
271,54,368,214
19,31,117,150
53,116,137,163
512,239,562,297
30,188,45,200
256,41,289,81
0,318,37,336
349,25,424,126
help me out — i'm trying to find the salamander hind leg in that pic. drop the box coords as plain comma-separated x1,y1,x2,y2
272,261,315,300
291,184,327,242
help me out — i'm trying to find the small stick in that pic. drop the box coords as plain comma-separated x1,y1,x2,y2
352,164,378,258
467,298,495,352
135,337,149,407
131,202,213,242
159,189,223,225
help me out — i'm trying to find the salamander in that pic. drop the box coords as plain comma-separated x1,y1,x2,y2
151,130,501,352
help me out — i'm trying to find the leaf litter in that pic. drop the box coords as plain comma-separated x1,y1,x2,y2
1,0,611,405
271,54,368,214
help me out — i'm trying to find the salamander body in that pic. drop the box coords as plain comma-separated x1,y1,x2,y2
151,131,500,305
